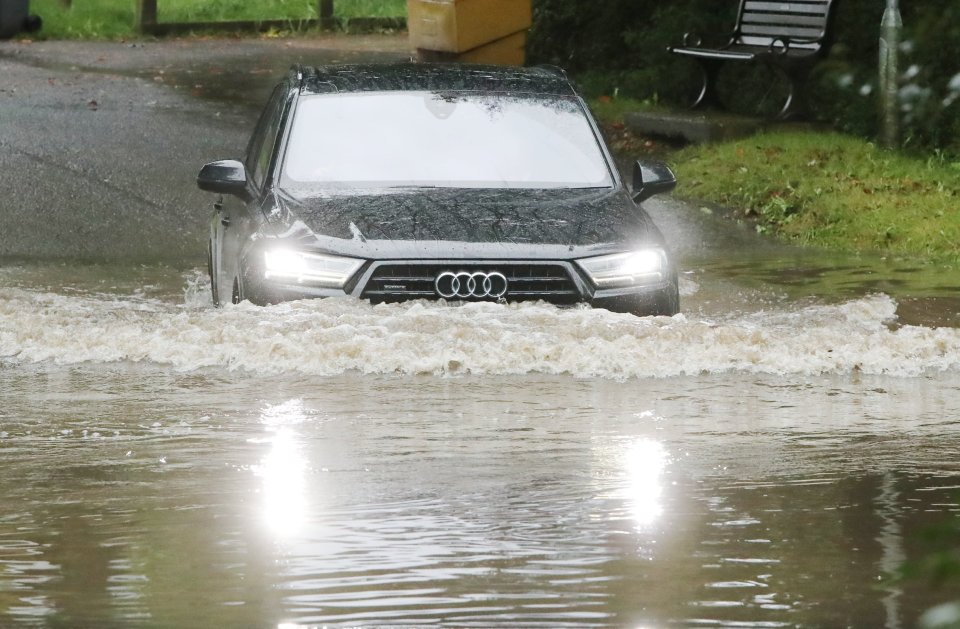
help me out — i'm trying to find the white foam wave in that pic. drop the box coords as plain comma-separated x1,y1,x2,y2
1,288,958,378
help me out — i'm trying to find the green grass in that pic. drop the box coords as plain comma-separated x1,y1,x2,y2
27,0,407,39
670,132,960,262
30,0,134,39
333,0,406,18
587,95,960,262
157,0,407,22
162,0,320,23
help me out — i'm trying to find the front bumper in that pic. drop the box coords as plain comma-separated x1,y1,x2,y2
242,258,679,316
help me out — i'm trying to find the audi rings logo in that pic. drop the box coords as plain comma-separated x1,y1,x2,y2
435,271,509,299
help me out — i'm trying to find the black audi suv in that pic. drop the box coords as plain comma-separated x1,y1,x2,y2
198,63,680,316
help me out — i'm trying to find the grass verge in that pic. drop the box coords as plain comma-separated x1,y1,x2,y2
27,0,407,40
671,132,960,262
589,98,960,263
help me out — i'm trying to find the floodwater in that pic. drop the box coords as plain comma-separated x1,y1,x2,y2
3,235,960,628
3,35,960,629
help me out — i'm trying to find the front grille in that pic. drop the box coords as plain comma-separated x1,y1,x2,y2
361,263,580,303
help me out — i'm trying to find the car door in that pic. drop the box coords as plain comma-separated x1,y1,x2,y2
215,83,288,302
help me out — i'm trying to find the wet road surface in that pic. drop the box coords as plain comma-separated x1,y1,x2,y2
0,35,409,260
2,37,960,628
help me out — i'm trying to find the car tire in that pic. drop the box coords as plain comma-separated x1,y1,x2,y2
651,281,680,317
630,281,680,317
236,263,276,306
233,270,271,306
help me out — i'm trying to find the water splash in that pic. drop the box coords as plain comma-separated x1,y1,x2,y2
1,287,958,378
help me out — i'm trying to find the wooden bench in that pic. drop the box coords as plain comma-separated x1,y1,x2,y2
668,0,838,119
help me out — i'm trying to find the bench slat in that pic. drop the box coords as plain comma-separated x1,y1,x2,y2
742,12,828,27
744,1,830,8
740,23,824,39
743,1,829,16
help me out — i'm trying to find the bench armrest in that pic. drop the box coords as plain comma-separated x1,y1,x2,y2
682,30,736,49
681,32,701,47
767,35,824,55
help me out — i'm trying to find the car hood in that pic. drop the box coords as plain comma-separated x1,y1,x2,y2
262,187,666,259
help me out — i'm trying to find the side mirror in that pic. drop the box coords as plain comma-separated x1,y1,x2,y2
197,159,250,200
632,160,677,203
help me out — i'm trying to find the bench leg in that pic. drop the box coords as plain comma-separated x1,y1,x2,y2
774,64,812,120
691,58,725,110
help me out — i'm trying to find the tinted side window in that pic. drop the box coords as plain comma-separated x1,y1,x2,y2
246,84,286,190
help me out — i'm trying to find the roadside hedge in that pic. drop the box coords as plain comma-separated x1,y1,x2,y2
528,0,960,155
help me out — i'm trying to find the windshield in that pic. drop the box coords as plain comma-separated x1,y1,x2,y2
281,91,614,190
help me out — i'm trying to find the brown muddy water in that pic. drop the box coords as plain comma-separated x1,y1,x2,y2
2,252,960,628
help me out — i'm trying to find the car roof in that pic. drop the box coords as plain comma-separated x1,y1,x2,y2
296,63,578,97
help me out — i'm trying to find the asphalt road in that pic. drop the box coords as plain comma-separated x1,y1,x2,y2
0,35,410,262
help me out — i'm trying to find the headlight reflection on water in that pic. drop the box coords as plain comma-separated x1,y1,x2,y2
623,438,670,529
252,400,310,539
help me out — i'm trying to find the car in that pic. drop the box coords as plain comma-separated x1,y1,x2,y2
197,63,680,316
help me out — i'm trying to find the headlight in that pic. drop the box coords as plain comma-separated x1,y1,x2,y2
263,249,364,289
576,249,667,289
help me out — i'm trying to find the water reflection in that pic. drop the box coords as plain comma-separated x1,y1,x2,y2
253,400,309,539
4,364,960,626
623,437,669,529
878,472,905,629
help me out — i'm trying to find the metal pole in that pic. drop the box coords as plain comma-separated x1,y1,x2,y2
319,0,334,29
879,0,901,148
319,0,333,19
137,0,157,32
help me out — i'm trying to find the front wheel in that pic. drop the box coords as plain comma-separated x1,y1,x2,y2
235,262,278,306
646,281,680,317
625,281,680,317
232,272,265,305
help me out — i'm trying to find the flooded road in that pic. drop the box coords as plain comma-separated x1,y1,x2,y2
3,38,960,628
3,254,960,627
